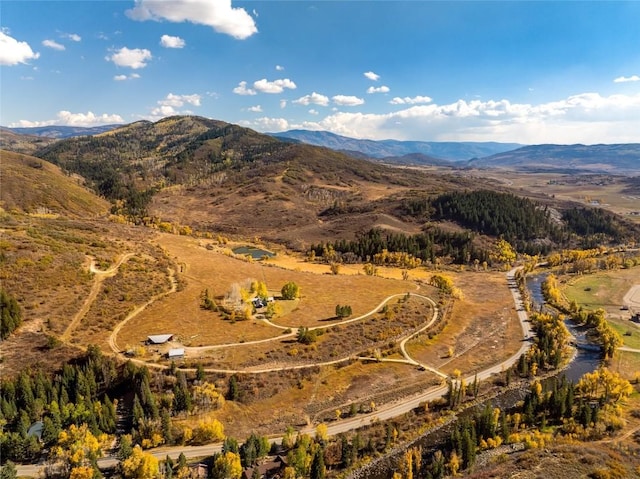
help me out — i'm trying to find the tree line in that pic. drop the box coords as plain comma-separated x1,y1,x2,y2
310,227,487,266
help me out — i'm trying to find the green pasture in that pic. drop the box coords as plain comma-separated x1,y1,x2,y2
608,317,640,349
562,268,639,311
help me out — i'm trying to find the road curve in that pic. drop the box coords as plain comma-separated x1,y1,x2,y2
61,254,134,341
108,267,178,353
16,268,533,477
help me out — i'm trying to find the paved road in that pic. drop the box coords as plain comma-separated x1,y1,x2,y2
17,268,532,477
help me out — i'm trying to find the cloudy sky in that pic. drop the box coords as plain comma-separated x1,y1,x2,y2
2,0,640,144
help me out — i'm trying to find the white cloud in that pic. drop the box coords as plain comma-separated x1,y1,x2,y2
275,65,284,71
253,78,297,94
62,33,81,42
293,92,329,106
309,109,319,115
367,85,390,94
248,105,262,112
150,105,178,117
364,71,380,81
160,34,186,48
614,75,640,83
42,39,65,51
106,47,152,69
233,81,256,95
332,95,365,106
248,117,290,131
10,110,124,127
148,93,201,118
0,31,40,65
280,99,287,109
126,0,257,40
389,95,433,105
159,93,201,107
289,92,640,144
114,73,140,81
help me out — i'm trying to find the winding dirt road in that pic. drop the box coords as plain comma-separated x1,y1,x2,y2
61,254,134,341
16,267,533,477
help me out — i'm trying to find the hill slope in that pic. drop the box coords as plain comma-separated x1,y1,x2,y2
34,115,477,245
0,150,110,217
0,128,58,155
470,143,640,174
270,129,523,161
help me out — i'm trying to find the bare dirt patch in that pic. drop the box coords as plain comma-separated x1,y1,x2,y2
405,270,522,376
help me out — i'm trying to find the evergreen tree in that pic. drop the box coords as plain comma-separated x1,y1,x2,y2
310,447,326,479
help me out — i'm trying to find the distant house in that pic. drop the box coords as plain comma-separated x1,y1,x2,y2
252,298,266,309
167,348,185,359
242,456,287,479
147,334,174,344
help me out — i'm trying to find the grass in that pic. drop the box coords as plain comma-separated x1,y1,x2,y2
608,317,640,349
561,267,640,349
111,233,532,437
492,169,640,225
610,350,640,382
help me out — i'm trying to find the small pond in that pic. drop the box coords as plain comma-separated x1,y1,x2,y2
232,245,276,260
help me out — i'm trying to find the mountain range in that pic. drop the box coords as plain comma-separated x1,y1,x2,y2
5,121,639,174
270,129,524,161
7,124,122,139
471,143,640,174
274,130,640,174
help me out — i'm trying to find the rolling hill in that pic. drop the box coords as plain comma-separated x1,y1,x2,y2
29,115,640,249
270,129,524,161
0,150,110,217
32,115,475,246
0,127,58,155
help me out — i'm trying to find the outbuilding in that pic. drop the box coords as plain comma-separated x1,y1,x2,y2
147,334,174,344
167,348,185,359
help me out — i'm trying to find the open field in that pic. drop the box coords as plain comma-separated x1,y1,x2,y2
115,234,418,350
404,270,522,375
460,169,640,225
561,267,640,317
611,350,640,382
105,233,527,436
608,317,640,350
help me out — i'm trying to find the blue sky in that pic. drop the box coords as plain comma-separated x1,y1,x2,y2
1,0,639,143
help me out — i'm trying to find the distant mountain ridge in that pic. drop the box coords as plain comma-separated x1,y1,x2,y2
270,129,524,161
471,143,640,174
7,124,122,138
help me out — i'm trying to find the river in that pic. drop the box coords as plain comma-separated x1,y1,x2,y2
351,271,603,479
525,273,603,383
